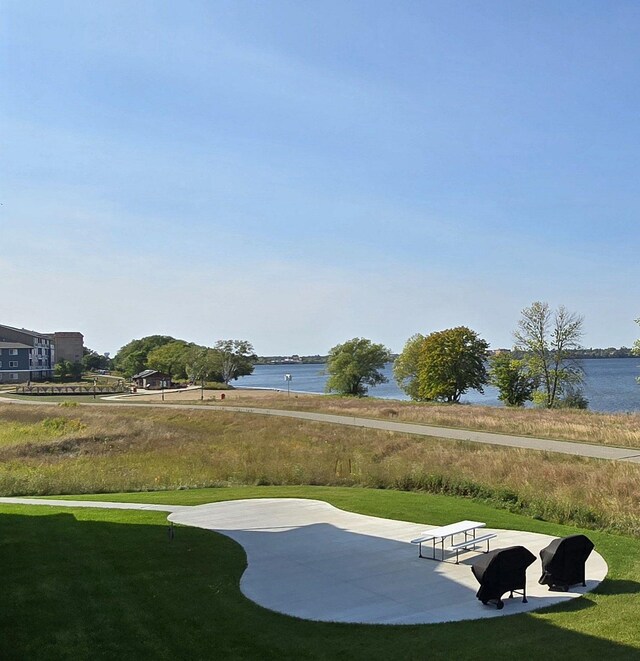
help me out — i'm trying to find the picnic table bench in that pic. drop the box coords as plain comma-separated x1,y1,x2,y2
411,520,497,563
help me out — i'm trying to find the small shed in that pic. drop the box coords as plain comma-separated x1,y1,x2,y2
131,369,171,389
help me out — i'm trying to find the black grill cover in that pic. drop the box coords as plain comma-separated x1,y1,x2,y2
471,546,536,604
538,534,594,589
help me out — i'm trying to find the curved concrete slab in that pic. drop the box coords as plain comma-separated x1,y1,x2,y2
168,498,608,625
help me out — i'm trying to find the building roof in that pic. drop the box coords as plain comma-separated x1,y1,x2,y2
0,341,33,349
132,369,160,379
0,323,47,339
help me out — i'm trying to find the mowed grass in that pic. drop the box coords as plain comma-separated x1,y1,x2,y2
2,487,639,660
2,403,640,537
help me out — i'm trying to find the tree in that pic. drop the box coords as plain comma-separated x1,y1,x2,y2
415,327,489,402
213,340,256,384
113,335,178,377
69,361,84,381
54,360,71,381
83,348,111,372
147,341,191,381
488,352,538,407
325,337,391,396
393,334,427,401
184,346,223,384
514,301,584,408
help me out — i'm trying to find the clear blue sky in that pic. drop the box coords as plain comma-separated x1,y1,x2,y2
2,1,639,355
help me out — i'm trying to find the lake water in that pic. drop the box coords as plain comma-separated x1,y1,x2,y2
235,358,640,413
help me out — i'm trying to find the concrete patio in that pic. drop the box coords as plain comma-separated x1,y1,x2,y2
169,498,608,625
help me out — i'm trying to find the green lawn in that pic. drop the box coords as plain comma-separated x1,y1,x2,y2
2,486,639,660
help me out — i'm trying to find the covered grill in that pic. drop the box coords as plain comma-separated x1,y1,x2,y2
538,534,594,591
471,545,536,609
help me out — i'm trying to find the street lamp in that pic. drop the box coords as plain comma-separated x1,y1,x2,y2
284,373,292,398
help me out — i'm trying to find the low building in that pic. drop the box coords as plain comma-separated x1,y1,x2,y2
131,369,172,389
0,324,54,383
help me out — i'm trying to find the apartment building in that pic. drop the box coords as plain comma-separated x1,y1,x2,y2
0,324,55,383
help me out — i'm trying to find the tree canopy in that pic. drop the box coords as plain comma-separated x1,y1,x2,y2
113,335,179,377
411,327,489,403
393,333,427,401
488,353,538,407
147,341,193,380
184,346,223,384
213,340,256,384
514,301,584,408
325,337,391,396
82,348,111,372
114,336,256,383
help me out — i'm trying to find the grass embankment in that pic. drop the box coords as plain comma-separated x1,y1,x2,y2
1,403,640,537
2,487,639,659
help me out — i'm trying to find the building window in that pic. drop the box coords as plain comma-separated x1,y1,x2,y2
9,361,18,368
10,373,19,380
9,349,18,355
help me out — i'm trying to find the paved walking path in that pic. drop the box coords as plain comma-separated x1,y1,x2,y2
0,496,608,624
210,405,640,463
2,396,640,463
0,497,185,512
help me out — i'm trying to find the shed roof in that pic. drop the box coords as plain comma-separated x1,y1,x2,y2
132,369,160,379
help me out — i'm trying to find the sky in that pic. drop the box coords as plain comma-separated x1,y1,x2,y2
2,1,640,356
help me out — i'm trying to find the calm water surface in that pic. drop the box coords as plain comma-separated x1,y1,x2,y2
236,358,640,413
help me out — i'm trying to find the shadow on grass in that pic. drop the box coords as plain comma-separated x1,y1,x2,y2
593,578,640,595
0,507,638,661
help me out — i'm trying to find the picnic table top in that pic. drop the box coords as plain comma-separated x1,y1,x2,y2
411,520,486,544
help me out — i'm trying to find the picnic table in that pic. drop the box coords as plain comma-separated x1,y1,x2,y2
411,520,496,563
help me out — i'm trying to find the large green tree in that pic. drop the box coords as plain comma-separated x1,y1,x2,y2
488,352,538,407
393,333,427,401
184,345,224,384
415,327,489,403
113,336,178,377
213,340,256,384
514,301,584,408
325,337,391,396
147,341,192,381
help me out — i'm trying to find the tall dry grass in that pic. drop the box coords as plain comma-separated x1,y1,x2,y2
204,392,640,448
1,402,639,537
